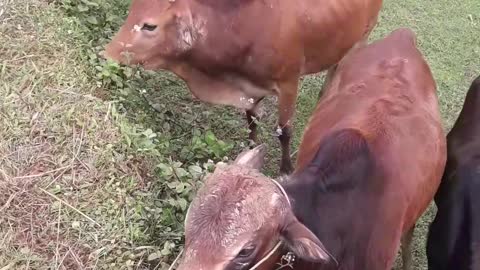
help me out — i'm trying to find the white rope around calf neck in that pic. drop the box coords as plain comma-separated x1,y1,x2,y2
167,249,183,270
249,241,284,270
270,178,291,206
248,178,293,270
251,178,338,269
167,203,191,270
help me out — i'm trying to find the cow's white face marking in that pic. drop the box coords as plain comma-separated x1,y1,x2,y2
132,24,141,32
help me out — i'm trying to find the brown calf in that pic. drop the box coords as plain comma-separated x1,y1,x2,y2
173,28,446,270
104,0,383,174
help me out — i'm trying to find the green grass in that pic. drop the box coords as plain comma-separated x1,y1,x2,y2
0,0,479,269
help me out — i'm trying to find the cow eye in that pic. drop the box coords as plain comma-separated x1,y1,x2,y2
237,246,256,259
141,23,157,31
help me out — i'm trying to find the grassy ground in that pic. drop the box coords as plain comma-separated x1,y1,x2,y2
0,0,479,269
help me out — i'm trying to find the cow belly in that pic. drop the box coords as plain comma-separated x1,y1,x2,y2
180,65,276,110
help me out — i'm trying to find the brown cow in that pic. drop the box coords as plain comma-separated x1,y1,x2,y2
172,28,447,270
104,0,383,174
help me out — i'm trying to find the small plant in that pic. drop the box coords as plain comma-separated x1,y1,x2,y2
188,130,234,161
56,0,128,43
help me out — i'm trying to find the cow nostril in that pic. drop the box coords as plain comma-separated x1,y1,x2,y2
141,23,157,32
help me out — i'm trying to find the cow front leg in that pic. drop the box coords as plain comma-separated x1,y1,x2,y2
246,109,258,142
245,97,264,143
318,64,338,100
277,79,299,175
277,124,293,174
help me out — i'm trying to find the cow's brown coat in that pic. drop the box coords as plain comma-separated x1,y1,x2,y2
104,0,383,173
173,28,447,270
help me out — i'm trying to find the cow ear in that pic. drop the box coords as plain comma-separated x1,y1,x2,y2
172,8,196,47
281,212,331,263
233,144,267,170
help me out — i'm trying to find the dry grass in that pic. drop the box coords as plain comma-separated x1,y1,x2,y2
1,2,210,268
0,1,155,268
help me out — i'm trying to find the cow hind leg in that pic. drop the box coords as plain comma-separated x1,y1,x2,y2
401,225,415,270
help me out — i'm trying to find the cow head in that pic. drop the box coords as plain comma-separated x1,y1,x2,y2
175,145,330,270
104,0,204,69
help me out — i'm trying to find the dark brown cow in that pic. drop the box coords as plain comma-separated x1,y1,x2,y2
104,0,383,174
426,75,480,270
172,28,447,270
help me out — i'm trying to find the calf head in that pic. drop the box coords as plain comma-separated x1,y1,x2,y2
104,0,204,69
176,145,330,270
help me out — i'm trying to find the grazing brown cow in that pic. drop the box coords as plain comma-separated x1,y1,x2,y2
172,28,447,270
104,0,383,174
426,75,480,270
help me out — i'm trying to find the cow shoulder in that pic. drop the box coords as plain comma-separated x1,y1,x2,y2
294,128,375,193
